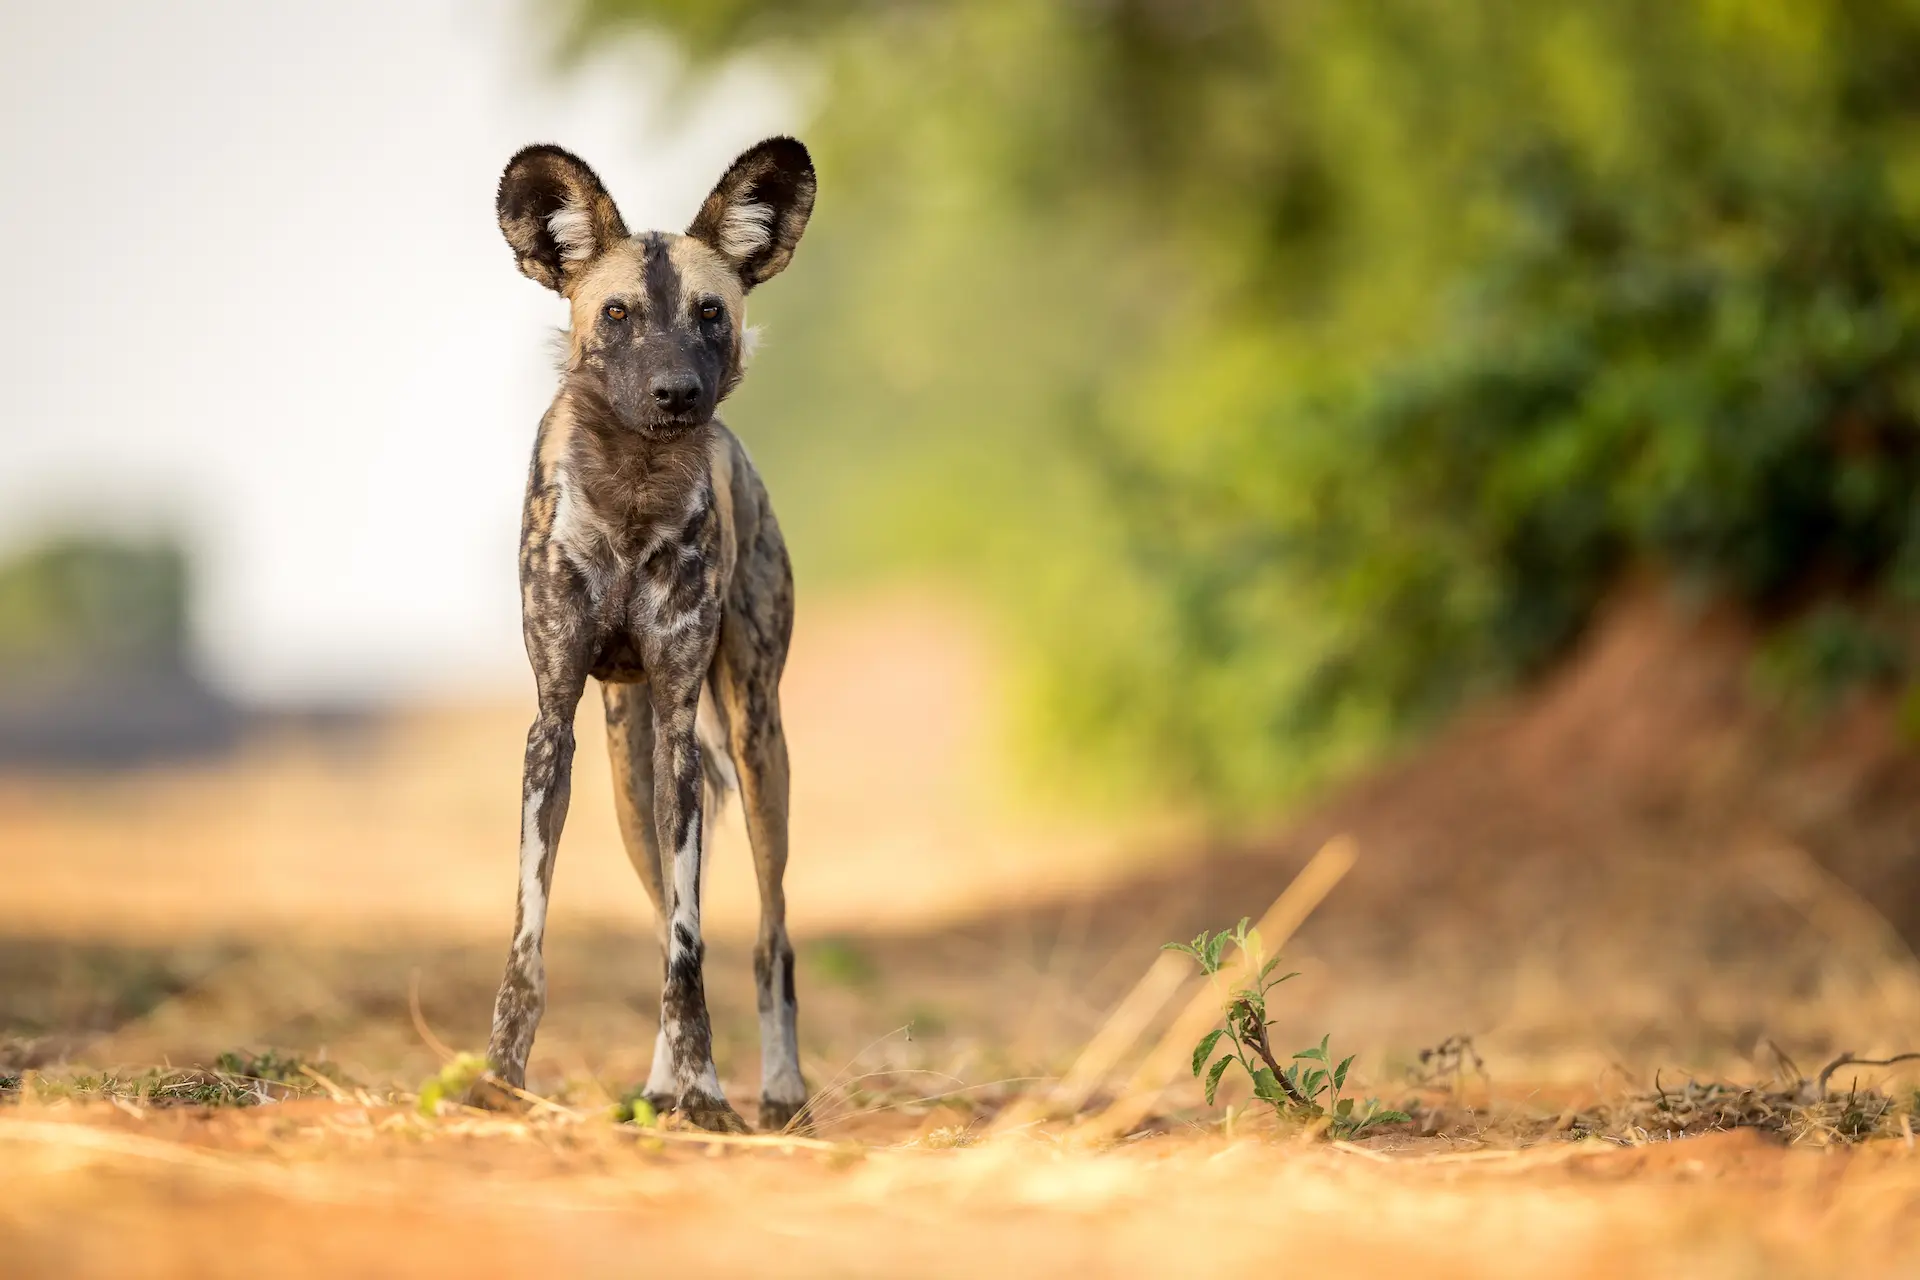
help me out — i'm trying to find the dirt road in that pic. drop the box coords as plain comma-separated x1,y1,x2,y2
6,588,1920,1277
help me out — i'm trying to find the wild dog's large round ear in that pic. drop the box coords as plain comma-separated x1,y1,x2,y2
497,145,629,294
686,137,816,290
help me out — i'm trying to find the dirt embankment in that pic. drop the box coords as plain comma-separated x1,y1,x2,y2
990,583,1920,1074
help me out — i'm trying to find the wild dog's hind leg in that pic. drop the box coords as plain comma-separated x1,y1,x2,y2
714,625,806,1131
479,644,589,1099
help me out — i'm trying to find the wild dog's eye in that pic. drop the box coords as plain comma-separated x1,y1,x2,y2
603,304,627,321
698,302,722,323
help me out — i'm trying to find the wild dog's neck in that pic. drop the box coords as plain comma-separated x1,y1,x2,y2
556,384,713,521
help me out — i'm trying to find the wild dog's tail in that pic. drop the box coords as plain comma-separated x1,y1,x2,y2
694,685,738,871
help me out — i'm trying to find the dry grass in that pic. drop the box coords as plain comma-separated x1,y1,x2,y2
6,902,1920,1280
5,1090,1920,1279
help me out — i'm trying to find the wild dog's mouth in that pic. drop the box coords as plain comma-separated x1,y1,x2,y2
636,411,708,433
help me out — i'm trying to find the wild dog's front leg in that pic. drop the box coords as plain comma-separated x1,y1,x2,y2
648,660,747,1132
478,652,588,1100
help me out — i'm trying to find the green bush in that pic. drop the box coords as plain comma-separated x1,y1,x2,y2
0,536,190,670
556,0,1920,814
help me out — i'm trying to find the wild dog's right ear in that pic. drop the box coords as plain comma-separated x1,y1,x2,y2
497,145,629,294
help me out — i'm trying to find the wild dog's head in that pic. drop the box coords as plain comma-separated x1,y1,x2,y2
497,138,815,432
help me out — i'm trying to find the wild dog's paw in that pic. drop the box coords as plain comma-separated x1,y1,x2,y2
670,1092,751,1134
758,1096,814,1134
458,1074,520,1112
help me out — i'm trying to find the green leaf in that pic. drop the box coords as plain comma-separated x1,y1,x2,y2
1250,1067,1285,1103
1334,1056,1353,1090
1205,930,1231,971
1343,1100,1414,1136
1191,1029,1227,1078
1302,1068,1327,1098
1258,955,1297,984
1294,1044,1326,1063
1161,942,1199,960
1335,1097,1354,1117
1204,1054,1233,1105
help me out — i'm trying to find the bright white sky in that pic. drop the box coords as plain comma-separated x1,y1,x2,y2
0,0,797,700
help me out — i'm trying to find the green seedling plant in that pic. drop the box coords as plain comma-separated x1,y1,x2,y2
416,1052,489,1116
1165,919,1410,1139
611,1085,659,1126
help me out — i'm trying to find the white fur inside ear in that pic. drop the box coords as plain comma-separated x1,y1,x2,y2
717,201,774,260
548,204,597,264
740,324,763,365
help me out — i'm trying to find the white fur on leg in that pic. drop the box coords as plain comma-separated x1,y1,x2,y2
760,1000,806,1106
643,1025,675,1098
690,1060,725,1099
514,787,548,948
650,1022,728,1102
669,816,701,940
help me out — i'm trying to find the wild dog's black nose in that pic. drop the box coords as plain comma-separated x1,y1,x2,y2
648,373,703,415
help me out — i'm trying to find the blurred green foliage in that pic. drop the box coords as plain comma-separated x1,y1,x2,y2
560,0,1920,814
0,537,190,672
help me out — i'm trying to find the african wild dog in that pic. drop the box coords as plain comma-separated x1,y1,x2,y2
478,138,815,1133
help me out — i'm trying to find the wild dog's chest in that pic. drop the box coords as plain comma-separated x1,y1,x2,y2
547,466,718,621
522,414,739,679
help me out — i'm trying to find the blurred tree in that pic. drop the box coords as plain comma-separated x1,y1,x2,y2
0,538,190,670
0,536,239,766
556,0,1920,813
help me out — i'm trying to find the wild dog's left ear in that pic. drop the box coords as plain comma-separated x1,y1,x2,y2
497,145,629,294
686,137,816,290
